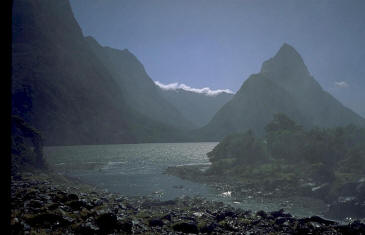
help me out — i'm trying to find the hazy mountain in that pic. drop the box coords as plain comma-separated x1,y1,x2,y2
197,43,365,140
85,37,194,130
11,0,188,145
157,88,233,127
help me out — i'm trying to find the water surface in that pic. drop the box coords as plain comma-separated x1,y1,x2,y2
45,142,327,218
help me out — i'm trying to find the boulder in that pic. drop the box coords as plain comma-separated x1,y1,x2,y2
173,222,199,234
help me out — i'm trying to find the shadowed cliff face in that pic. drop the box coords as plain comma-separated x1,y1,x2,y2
197,43,365,140
85,36,194,130
11,0,189,145
11,116,46,173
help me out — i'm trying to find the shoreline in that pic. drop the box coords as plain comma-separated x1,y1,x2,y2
165,164,365,222
10,170,365,234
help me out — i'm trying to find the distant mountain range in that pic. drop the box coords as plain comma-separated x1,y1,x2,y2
197,43,365,140
11,0,191,145
11,0,365,145
156,86,233,127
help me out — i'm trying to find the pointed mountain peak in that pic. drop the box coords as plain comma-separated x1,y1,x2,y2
275,43,303,61
261,43,309,76
278,42,296,52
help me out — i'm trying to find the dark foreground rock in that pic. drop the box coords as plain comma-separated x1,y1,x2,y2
11,173,365,234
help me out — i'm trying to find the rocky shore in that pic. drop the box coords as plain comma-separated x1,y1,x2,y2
10,172,365,234
165,164,365,221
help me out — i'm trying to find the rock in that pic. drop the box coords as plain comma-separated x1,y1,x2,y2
67,193,79,201
149,219,164,227
27,199,43,209
38,194,51,201
199,222,218,233
309,221,322,229
161,214,172,222
67,200,87,210
220,221,239,232
275,217,293,225
21,221,31,231
23,190,39,201
75,222,99,234
26,213,71,227
256,210,268,219
193,212,203,217
92,199,103,207
47,203,59,210
173,222,199,234
270,209,291,218
95,212,118,233
349,220,365,232
118,203,127,210
216,210,236,221
119,220,133,233
299,216,336,225
53,192,68,203
10,173,365,234
80,199,94,209
10,221,23,234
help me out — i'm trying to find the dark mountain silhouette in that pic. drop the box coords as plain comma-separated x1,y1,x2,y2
197,43,365,140
11,0,189,145
157,88,233,127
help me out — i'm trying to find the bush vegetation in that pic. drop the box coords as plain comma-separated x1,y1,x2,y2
206,113,365,185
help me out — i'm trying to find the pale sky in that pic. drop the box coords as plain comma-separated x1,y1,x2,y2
70,0,365,117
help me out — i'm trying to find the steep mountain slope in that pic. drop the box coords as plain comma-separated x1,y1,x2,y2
198,43,365,140
157,88,233,127
11,0,187,145
85,37,193,130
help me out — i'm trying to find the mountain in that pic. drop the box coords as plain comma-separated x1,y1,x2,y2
85,37,193,130
198,43,365,140
157,88,233,127
11,0,189,145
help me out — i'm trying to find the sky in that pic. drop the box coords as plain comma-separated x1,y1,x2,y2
69,0,365,117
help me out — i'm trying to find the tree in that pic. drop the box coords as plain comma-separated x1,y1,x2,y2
265,113,305,162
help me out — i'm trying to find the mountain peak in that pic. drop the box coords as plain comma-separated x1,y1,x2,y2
279,42,296,52
275,43,303,61
260,43,309,76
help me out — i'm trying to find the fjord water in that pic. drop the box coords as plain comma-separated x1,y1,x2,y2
44,142,327,218
45,143,215,199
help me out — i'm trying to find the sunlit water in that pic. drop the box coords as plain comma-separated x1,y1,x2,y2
44,142,328,218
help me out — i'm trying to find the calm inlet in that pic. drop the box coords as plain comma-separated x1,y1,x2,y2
44,142,328,218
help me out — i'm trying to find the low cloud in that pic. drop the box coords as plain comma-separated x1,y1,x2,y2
155,81,234,96
334,81,349,88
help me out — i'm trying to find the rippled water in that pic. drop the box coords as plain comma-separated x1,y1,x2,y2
45,143,216,198
44,142,328,218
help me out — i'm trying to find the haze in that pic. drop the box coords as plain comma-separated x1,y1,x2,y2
70,0,365,117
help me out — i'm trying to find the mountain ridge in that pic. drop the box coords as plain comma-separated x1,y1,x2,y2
85,36,194,130
11,0,190,145
157,87,233,127
197,43,365,140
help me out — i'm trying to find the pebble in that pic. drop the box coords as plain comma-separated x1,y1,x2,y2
10,172,365,234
